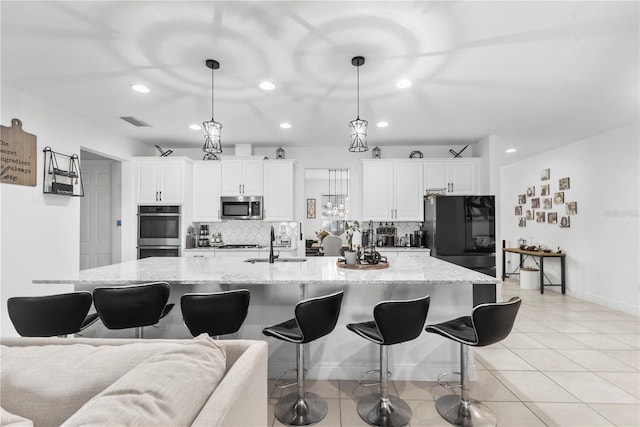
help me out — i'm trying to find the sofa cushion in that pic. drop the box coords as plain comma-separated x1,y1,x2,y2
61,335,226,426
0,337,221,427
0,408,33,427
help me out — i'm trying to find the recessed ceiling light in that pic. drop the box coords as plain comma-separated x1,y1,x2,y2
396,79,412,89
131,84,150,93
189,124,201,130
506,148,517,153
280,122,292,129
377,121,389,128
260,81,275,91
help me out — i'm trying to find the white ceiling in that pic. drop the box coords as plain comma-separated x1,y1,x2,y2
2,1,638,153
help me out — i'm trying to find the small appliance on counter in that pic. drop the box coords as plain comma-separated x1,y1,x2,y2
198,224,210,247
375,222,396,247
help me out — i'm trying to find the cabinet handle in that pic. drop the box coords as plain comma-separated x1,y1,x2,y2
155,191,159,201
395,209,398,219
391,209,393,218
159,191,162,201
242,184,245,194
239,184,242,194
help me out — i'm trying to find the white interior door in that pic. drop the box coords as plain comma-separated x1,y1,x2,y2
80,160,113,270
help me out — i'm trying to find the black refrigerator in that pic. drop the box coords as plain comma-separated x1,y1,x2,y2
422,195,496,277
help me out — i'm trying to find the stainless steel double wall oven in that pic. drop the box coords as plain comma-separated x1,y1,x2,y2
137,205,181,259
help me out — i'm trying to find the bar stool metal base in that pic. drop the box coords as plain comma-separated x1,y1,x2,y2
435,394,497,427
274,391,328,426
357,393,412,427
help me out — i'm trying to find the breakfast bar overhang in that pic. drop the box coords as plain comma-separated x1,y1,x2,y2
34,255,499,381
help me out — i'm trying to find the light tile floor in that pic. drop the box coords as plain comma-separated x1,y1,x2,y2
268,279,640,426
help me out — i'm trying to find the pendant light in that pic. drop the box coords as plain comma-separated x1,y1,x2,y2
349,56,368,152
202,59,222,158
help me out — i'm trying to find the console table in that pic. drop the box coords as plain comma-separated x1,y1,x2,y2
502,247,566,294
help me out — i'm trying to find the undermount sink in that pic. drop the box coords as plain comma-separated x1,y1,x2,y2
244,258,307,263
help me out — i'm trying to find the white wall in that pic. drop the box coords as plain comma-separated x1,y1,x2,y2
500,122,639,315
0,84,154,336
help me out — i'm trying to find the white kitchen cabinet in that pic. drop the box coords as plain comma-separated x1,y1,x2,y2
221,159,263,196
424,159,479,195
136,158,189,204
362,160,423,221
263,160,294,221
192,161,222,222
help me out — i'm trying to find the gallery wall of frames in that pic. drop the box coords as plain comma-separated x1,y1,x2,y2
515,168,577,228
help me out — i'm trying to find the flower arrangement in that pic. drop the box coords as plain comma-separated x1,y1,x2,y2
315,229,330,242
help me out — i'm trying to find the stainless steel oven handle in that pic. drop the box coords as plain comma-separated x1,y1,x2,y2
138,213,181,217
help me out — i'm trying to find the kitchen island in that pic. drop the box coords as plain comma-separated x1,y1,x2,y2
35,255,498,381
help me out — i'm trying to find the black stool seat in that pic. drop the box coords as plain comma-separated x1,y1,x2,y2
425,297,521,347
262,318,303,342
181,289,250,337
262,291,344,426
425,297,521,427
93,282,174,338
7,291,100,337
346,295,431,427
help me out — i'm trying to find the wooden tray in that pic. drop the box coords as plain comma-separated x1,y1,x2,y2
336,260,389,270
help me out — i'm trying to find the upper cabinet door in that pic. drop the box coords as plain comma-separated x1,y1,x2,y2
362,161,394,221
192,161,222,222
424,161,449,192
221,159,243,195
220,159,263,196
135,159,186,204
263,160,294,221
394,161,423,221
241,159,264,196
158,160,184,203
449,161,478,194
136,161,160,204
424,159,480,195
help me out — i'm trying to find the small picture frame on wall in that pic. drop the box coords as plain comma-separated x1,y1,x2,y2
554,192,564,204
526,210,533,220
543,198,552,209
541,168,550,181
306,198,316,219
515,206,522,216
559,177,570,190
527,186,535,197
560,216,570,228
566,201,577,215
518,194,526,204
531,198,540,209
548,212,557,224
519,217,526,227
536,212,546,223
541,184,550,196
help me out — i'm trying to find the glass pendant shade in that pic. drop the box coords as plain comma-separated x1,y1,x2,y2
202,119,222,153
349,117,368,152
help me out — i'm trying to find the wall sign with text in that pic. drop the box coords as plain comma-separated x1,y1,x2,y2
0,118,37,187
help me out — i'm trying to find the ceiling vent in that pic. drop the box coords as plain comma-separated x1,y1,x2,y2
120,116,151,127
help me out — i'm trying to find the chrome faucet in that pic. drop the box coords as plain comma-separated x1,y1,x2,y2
269,225,276,263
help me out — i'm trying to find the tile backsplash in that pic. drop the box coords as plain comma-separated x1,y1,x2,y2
191,220,298,248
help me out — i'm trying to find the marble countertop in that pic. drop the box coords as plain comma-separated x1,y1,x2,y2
184,245,295,252
34,256,497,286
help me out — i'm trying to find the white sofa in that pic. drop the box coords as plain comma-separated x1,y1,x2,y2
0,335,267,427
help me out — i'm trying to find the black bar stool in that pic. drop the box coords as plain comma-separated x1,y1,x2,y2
346,295,431,427
262,290,344,426
7,291,99,337
93,282,174,338
425,297,521,427
180,289,250,338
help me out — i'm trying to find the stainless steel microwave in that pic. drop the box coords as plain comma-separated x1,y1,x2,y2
220,196,263,220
